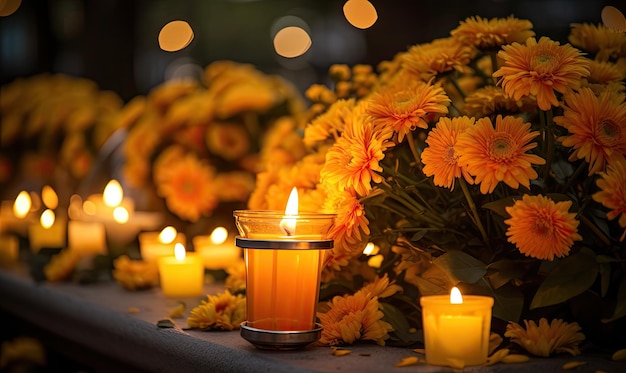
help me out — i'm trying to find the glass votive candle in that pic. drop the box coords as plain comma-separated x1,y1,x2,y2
420,287,494,368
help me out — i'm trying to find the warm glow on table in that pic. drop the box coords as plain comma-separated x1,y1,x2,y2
139,226,186,263
420,287,493,368
0,234,19,266
158,243,204,298
193,227,241,270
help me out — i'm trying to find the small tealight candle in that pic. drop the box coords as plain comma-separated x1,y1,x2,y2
420,287,494,368
28,209,67,253
193,227,241,270
82,180,135,222
68,220,107,255
139,226,186,263
158,243,204,298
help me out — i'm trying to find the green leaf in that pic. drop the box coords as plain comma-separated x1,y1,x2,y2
487,259,526,289
602,277,626,323
491,285,525,322
157,319,176,328
599,263,611,298
530,249,598,310
381,302,421,345
482,197,517,218
433,250,486,284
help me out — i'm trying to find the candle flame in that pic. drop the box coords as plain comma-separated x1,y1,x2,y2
113,206,129,224
280,187,299,235
42,185,59,209
40,209,55,229
210,226,228,245
159,226,177,244
450,286,463,304
363,242,380,256
103,179,123,207
174,243,186,260
13,190,31,218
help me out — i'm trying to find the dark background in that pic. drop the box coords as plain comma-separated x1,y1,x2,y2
0,0,617,101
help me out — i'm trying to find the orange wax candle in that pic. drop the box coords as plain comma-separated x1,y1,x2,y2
158,243,204,298
245,244,323,331
420,287,493,367
193,227,241,270
235,187,335,332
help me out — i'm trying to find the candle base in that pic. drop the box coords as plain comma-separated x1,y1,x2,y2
240,322,322,350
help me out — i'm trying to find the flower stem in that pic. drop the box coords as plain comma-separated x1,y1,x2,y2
542,109,555,184
561,161,587,193
459,178,489,247
407,132,422,171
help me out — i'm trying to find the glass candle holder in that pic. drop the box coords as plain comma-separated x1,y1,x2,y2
233,210,334,350
420,290,494,368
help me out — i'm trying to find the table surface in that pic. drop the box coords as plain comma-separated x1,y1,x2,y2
0,264,624,373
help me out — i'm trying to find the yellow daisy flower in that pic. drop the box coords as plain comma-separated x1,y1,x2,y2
568,22,626,61
504,194,582,261
187,290,246,331
402,37,477,82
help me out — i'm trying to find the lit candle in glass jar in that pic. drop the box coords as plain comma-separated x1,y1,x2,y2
420,287,493,368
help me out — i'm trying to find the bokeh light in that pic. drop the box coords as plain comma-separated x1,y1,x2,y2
343,0,377,29
601,6,626,32
0,0,22,17
158,20,194,52
271,15,312,58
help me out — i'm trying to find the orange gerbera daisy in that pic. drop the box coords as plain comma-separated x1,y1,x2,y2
402,37,477,81
155,152,218,222
205,122,250,161
505,318,585,357
593,156,626,228
493,36,591,111
554,87,626,175
366,81,450,143
462,86,537,117
421,116,475,190
451,15,535,49
568,23,626,61
455,115,545,194
321,110,392,197
317,290,393,346
504,194,582,261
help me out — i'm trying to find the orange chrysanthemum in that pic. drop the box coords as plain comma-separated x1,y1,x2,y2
462,86,536,117
593,156,626,228
554,87,626,175
205,122,250,161
321,111,392,197
455,115,545,194
401,37,477,81
366,81,450,143
451,15,535,49
568,23,626,61
505,318,585,357
303,98,356,148
493,36,591,111
317,290,393,346
155,152,218,222
323,188,371,274
504,194,582,261
421,116,475,190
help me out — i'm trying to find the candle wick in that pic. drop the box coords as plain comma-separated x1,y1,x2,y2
279,221,293,236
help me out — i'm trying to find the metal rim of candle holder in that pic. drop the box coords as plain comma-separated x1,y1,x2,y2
235,237,333,250
240,322,323,350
